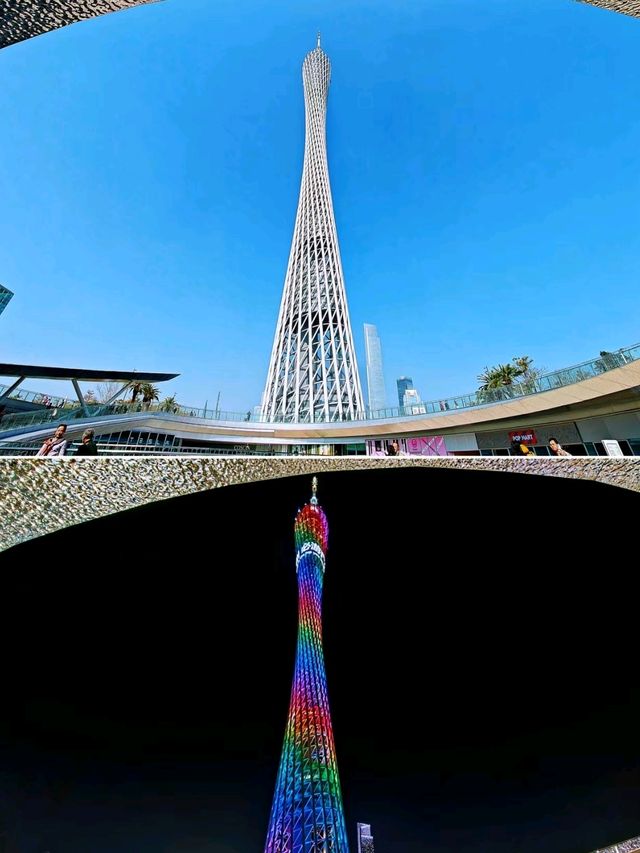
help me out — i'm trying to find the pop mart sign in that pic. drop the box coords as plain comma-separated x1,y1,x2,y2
509,429,537,445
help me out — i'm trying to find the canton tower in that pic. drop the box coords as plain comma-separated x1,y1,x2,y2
262,36,364,423
264,478,349,853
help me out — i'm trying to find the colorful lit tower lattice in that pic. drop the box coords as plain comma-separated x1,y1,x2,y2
264,477,349,853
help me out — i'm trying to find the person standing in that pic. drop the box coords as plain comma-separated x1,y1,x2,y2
75,428,98,456
36,424,68,457
549,437,572,457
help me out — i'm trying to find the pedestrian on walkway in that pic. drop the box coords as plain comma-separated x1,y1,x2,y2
36,424,68,457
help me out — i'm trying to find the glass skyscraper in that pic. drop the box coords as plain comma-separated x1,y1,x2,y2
357,823,374,853
396,376,414,408
403,388,422,406
363,324,386,413
0,284,14,317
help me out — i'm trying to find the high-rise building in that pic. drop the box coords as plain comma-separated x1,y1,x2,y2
264,477,349,853
363,324,386,413
396,376,414,408
0,284,13,317
402,387,425,415
262,37,364,424
357,823,375,853
403,388,421,406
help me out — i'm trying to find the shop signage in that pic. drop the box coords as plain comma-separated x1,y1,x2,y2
508,429,537,445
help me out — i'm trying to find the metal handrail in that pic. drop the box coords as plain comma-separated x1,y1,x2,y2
1,343,638,434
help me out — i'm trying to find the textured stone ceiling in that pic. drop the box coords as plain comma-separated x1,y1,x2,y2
1,457,639,553
577,0,640,16
0,0,638,52
0,0,158,49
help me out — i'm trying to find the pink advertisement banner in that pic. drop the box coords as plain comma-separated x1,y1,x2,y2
366,436,448,456
404,436,447,456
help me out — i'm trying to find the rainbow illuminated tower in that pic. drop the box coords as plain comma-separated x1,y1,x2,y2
264,477,349,853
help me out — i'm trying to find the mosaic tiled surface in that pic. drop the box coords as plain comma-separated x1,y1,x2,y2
1,457,638,552
594,838,640,853
0,0,157,49
1,0,638,53
577,0,640,16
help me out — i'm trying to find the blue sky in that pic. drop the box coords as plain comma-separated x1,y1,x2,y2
1,0,639,411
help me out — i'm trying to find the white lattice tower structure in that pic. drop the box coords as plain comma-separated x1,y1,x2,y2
262,36,364,423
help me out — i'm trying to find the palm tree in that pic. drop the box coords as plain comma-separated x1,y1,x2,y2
129,380,145,404
477,363,520,402
514,356,547,393
477,367,497,390
513,356,533,378
160,394,178,413
141,383,160,408
477,364,518,390
495,363,519,386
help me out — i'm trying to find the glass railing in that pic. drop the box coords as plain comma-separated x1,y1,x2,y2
0,401,111,431
0,342,638,434
0,383,72,408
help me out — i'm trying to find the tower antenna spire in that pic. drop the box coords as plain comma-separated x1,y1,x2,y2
311,476,318,504
317,31,321,48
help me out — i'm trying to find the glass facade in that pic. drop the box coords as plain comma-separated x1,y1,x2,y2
364,324,387,412
396,376,413,408
357,823,375,853
403,388,423,409
0,284,14,317
4,424,640,458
